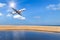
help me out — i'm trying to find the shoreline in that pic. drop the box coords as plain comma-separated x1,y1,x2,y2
0,26,60,33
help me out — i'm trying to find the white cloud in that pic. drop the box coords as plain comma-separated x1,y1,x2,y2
0,3,6,7
46,3,60,10
0,13,3,16
7,14,12,17
13,15,26,20
7,14,26,20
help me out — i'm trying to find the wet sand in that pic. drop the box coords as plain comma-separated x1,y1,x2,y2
0,26,60,33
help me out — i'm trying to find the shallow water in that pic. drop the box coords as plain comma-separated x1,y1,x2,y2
0,31,60,40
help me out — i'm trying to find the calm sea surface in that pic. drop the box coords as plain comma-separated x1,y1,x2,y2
0,31,60,40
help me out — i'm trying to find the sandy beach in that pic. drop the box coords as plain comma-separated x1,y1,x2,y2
0,26,60,32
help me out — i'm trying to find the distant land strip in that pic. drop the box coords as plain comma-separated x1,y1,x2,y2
0,26,60,33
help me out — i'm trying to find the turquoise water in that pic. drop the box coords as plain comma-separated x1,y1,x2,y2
0,31,60,40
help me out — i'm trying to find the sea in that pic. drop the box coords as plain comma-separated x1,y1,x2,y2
0,31,60,40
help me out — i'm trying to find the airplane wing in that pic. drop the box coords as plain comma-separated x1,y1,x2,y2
19,13,22,16
12,8,18,13
18,8,26,12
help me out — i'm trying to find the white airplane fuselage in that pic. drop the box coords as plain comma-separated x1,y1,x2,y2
11,8,26,15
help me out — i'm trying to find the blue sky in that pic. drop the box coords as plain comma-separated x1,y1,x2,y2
0,0,60,25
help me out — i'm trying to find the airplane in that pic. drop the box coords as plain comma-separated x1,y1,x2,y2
11,8,26,15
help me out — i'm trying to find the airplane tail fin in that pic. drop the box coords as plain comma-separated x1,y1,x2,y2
21,8,26,11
